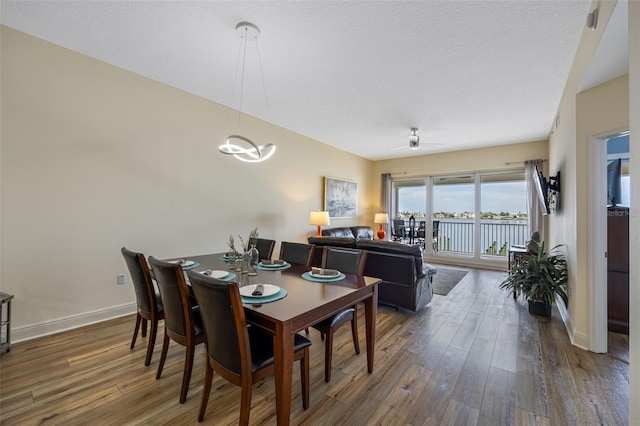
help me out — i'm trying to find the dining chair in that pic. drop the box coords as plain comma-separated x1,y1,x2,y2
148,256,205,404
121,247,164,366
279,241,314,266
253,238,276,260
187,270,311,424
311,247,367,382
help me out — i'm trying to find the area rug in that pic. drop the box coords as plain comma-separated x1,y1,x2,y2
432,268,468,296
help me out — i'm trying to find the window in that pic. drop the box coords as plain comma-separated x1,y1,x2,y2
392,170,527,259
392,179,426,220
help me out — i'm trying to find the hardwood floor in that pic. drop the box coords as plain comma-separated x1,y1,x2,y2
0,268,629,425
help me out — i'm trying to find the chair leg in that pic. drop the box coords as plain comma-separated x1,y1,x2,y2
179,344,196,403
144,318,159,366
350,306,360,355
324,330,334,383
300,347,310,409
198,360,214,422
141,318,148,338
239,378,253,425
156,332,170,380
130,313,142,349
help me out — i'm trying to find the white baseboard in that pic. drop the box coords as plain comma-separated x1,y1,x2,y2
12,303,137,343
556,298,589,350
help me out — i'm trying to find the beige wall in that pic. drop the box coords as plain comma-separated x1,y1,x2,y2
572,75,629,342
547,0,619,349
0,27,374,338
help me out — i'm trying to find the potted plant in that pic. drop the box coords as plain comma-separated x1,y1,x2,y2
500,242,568,316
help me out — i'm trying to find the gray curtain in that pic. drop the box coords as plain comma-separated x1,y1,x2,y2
380,173,391,235
525,159,544,241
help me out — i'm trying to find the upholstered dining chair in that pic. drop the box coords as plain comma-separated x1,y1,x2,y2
187,270,311,424
279,241,314,266
148,256,205,404
311,247,367,382
121,247,164,367
253,238,276,260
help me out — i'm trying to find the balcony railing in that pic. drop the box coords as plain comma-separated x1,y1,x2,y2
434,219,528,256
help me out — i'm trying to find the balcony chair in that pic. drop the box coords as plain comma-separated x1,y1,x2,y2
432,220,440,253
310,247,367,382
187,270,311,423
148,256,205,404
416,221,426,249
121,247,164,367
391,219,407,243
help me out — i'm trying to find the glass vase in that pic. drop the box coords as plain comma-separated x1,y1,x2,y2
247,244,259,276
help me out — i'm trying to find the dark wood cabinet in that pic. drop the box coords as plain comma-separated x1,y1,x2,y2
607,207,629,334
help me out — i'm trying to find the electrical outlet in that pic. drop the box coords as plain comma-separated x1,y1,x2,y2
117,274,126,285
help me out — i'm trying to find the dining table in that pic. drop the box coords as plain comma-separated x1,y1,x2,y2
175,252,381,425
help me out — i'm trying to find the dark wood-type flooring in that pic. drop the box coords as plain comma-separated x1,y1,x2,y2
0,268,629,425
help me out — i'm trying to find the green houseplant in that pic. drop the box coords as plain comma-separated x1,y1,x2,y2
500,242,568,316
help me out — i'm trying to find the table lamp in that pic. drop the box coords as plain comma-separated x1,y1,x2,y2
374,213,389,239
309,211,330,237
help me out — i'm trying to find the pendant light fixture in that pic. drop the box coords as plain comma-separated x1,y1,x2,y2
218,22,276,162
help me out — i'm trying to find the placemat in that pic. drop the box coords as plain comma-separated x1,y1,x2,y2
181,262,200,270
241,288,288,304
301,271,345,282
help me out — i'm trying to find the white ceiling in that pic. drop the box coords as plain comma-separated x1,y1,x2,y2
1,1,627,161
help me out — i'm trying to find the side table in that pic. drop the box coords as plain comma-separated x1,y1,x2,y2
0,292,14,355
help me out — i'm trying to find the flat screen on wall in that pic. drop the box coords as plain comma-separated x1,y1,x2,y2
534,164,550,215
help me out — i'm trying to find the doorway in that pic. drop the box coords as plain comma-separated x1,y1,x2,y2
588,130,630,353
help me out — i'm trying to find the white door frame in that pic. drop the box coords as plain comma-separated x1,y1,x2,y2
588,128,629,353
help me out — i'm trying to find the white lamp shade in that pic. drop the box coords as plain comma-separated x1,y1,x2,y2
374,213,389,224
309,211,330,226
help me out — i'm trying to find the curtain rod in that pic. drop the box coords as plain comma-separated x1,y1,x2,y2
504,159,547,166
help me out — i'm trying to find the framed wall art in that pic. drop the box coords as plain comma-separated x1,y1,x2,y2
323,177,357,218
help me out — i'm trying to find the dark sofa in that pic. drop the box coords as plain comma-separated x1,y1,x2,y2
308,234,436,312
321,226,374,240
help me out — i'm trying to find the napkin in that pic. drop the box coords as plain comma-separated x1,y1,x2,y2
252,284,264,296
176,258,186,265
261,259,285,265
311,268,340,276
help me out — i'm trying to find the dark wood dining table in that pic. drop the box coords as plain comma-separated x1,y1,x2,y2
180,253,381,425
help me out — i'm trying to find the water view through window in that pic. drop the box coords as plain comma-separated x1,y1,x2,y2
394,171,527,257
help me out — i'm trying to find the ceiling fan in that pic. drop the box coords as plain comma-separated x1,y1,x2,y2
389,128,444,152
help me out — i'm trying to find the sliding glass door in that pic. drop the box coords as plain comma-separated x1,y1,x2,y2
392,170,527,261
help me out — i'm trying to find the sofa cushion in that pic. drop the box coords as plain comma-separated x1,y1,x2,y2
307,236,356,248
355,239,425,278
350,226,374,240
321,227,355,238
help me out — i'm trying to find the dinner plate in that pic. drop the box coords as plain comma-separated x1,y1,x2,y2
259,261,288,268
200,270,229,279
239,284,280,298
309,269,341,279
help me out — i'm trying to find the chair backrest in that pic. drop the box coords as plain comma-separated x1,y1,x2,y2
279,241,314,266
392,219,406,237
321,247,367,275
187,271,247,376
432,220,440,237
121,247,159,315
417,221,426,237
254,238,276,260
148,256,194,337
